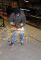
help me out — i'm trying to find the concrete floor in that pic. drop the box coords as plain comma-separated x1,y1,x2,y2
0,39,41,60
0,23,41,60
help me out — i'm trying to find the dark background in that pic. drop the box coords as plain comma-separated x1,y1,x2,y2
0,0,41,3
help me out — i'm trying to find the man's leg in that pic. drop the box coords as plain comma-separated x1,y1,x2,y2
10,31,17,45
20,31,24,45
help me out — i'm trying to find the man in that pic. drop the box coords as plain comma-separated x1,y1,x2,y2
8,1,26,45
